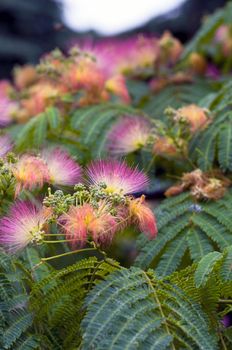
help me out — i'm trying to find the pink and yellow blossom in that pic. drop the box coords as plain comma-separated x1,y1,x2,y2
87,160,148,195
107,116,151,155
0,135,13,157
60,202,117,247
128,195,157,238
0,201,51,252
105,75,130,104
13,155,50,195
0,81,18,126
41,148,82,187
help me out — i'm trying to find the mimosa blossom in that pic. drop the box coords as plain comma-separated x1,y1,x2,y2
60,202,117,247
175,105,210,133
41,148,82,186
0,201,51,252
13,155,50,195
0,81,18,126
128,195,157,238
0,135,13,157
107,116,151,155
105,75,130,104
87,160,148,195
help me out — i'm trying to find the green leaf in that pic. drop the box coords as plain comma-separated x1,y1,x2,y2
81,267,217,349
194,251,222,287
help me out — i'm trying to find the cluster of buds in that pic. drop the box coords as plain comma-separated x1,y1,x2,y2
152,105,211,159
0,159,157,253
165,169,231,200
0,153,16,202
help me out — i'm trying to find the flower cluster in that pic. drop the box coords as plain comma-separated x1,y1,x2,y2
72,35,158,77
12,148,81,195
0,160,157,252
104,104,210,160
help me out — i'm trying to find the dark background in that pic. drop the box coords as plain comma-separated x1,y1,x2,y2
0,0,227,78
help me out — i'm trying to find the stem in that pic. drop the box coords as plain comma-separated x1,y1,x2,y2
41,247,97,262
44,233,66,236
142,271,176,350
91,242,122,270
220,333,228,350
219,299,232,304
43,239,79,243
145,155,156,173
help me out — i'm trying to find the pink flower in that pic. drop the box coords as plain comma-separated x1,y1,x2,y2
13,155,50,195
129,195,157,238
60,202,117,247
41,148,82,186
89,201,117,246
60,204,92,248
107,116,151,156
0,81,17,127
105,75,130,104
0,134,13,157
87,159,148,195
0,201,51,253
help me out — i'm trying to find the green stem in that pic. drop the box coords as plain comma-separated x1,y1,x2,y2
44,233,66,236
41,247,97,262
43,239,78,243
220,333,228,350
219,299,232,304
143,271,176,350
145,155,156,173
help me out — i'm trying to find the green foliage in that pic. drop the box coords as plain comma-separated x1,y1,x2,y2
143,79,214,118
81,267,218,349
194,251,222,287
134,190,232,276
194,246,232,287
30,256,119,349
70,102,145,160
0,250,39,350
190,81,232,171
13,107,62,151
182,5,226,59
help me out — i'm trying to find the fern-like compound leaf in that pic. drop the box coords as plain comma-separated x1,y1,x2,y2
81,267,218,350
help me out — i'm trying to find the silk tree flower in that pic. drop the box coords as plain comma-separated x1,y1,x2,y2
41,148,82,187
0,134,13,157
89,201,117,246
63,58,106,93
14,65,38,90
70,36,158,77
175,105,210,133
158,31,183,66
0,81,18,127
60,202,117,247
21,82,62,118
0,201,51,253
13,155,50,195
87,159,148,195
107,116,152,156
105,75,130,104
128,195,157,238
